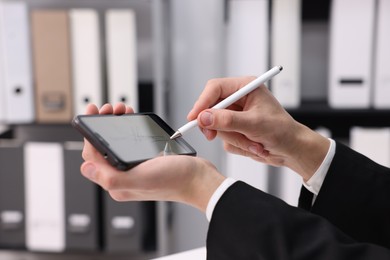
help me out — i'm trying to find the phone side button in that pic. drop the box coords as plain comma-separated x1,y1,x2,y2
94,133,110,159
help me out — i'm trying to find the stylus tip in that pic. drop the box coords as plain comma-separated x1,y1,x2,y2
170,131,182,140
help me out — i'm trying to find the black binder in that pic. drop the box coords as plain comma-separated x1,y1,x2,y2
103,195,145,253
63,142,100,251
0,141,25,249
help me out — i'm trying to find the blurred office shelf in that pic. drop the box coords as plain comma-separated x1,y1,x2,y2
4,102,390,142
288,100,390,138
3,0,388,257
0,250,157,260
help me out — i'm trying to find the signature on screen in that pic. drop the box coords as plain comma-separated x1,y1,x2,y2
130,127,166,143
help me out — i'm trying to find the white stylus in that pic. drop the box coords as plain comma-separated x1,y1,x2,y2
170,65,283,140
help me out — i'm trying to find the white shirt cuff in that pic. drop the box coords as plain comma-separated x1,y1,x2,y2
206,177,237,222
303,138,336,196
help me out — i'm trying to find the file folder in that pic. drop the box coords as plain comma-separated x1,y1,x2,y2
373,0,390,108
0,4,5,122
0,2,34,123
328,0,376,108
350,127,390,168
24,142,65,252
226,0,269,76
271,0,301,108
63,142,100,251
31,10,73,123
69,9,103,115
275,167,302,206
151,247,206,260
225,154,269,192
0,141,25,249
225,0,269,192
0,74,4,122
103,195,144,253
105,9,138,111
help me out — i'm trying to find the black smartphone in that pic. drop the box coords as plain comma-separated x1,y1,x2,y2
72,113,197,171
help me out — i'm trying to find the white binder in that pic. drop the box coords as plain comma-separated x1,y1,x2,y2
24,142,65,252
225,0,269,191
0,4,4,122
105,9,138,111
328,0,376,108
271,0,302,108
152,247,206,260
226,155,269,192
350,127,390,168
226,0,269,76
0,2,34,123
70,9,102,115
276,167,302,206
373,0,390,109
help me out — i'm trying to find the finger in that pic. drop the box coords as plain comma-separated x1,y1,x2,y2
125,106,134,114
113,103,127,115
82,140,92,160
200,128,218,141
82,140,105,161
85,104,99,115
108,189,168,202
81,156,167,192
198,109,255,134
187,77,255,121
99,103,114,114
223,142,269,159
250,156,268,164
224,143,254,157
108,190,137,202
187,79,224,121
80,161,129,191
218,131,266,157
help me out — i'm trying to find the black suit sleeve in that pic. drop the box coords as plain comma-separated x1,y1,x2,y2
300,141,390,248
206,181,390,260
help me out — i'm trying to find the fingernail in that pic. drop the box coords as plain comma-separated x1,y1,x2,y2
200,111,213,126
82,163,96,180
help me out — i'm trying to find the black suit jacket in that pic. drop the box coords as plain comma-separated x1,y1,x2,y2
206,142,390,259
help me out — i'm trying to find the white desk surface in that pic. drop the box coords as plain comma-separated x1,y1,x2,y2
151,247,206,260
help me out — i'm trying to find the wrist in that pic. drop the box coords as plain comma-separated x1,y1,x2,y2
182,159,226,213
285,123,330,182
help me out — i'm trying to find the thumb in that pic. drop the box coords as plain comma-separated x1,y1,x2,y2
81,161,125,190
198,109,251,133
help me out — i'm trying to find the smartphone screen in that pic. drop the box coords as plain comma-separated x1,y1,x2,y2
72,113,196,170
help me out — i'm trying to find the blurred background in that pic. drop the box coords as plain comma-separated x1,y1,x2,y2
0,0,389,259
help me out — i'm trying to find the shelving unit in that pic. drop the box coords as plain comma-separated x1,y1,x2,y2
0,250,156,260
296,0,390,141
0,0,170,259
1,0,388,258
289,101,390,139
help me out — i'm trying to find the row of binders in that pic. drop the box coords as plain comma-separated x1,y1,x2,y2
328,0,390,109
0,141,155,253
275,0,390,109
227,0,390,109
0,2,138,124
